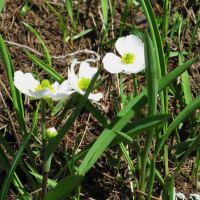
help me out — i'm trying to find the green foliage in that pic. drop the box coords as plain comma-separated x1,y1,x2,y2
172,11,189,33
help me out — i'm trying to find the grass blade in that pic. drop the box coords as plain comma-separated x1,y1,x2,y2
0,102,40,200
101,0,108,26
65,0,73,22
0,0,6,15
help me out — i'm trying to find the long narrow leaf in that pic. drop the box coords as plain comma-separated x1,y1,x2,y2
0,35,38,171
154,92,200,159
0,102,40,200
101,0,108,26
65,0,73,22
44,175,84,200
188,13,200,55
24,50,65,83
22,22,52,68
0,0,6,15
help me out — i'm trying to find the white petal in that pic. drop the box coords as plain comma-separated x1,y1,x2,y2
115,36,128,55
48,90,75,100
88,93,103,101
14,71,40,97
122,63,145,74
68,61,80,92
79,62,98,80
51,82,60,92
23,73,40,89
102,53,124,74
58,80,73,93
115,35,144,55
126,35,143,53
29,88,52,99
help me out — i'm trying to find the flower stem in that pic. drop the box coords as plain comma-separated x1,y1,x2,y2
132,74,141,193
41,99,48,199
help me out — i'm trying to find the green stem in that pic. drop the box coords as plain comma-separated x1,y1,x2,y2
132,74,141,185
72,0,81,38
41,99,48,199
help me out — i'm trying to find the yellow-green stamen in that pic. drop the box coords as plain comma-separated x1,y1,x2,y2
78,77,90,90
121,52,135,64
35,79,55,93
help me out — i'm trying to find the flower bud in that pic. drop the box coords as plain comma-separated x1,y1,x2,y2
46,127,58,139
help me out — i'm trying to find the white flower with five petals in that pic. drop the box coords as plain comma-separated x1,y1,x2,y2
14,71,73,100
68,59,103,101
102,35,145,74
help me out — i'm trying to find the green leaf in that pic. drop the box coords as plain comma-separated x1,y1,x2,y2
188,13,200,55
65,0,73,22
22,22,52,68
110,91,119,113
19,0,29,17
52,97,68,117
43,0,68,42
119,0,131,37
73,28,94,40
148,159,155,200
104,151,117,167
101,38,118,46
0,102,40,200
24,50,64,83
114,130,140,154
101,0,108,26
44,175,84,200
154,92,200,160
0,0,6,15
29,172,57,187
0,35,38,172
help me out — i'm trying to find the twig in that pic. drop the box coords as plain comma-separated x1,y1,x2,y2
4,40,100,62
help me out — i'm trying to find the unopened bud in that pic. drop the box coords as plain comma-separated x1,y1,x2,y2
46,127,58,139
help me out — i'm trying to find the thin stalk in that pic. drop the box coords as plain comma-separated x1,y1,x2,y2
72,0,81,38
41,99,48,199
132,74,141,183
164,144,169,178
101,0,117,43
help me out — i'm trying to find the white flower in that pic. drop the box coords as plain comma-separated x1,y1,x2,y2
68,59,103,101
14,70,73,100
102,35,145,74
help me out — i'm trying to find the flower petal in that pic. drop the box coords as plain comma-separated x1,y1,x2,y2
58,80,73,93
68,59,81,92
48,90,75,100
115,36,128,56
79,61,98,80
115,35,144,55
14,71,40,97
122,63,145,74
88,93,103,101
29,88,52,99
102,53,124,73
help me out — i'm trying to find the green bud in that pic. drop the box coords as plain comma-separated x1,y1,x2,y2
46,127,58,139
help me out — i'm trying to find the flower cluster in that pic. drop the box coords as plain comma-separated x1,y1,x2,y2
14,59,103,101
14,35,144,102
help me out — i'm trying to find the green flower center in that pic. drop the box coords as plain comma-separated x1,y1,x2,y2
121,52,135,64
35,79,55,93
78,77,90,90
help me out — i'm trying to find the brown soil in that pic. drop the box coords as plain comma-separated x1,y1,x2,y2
0,0,200,199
